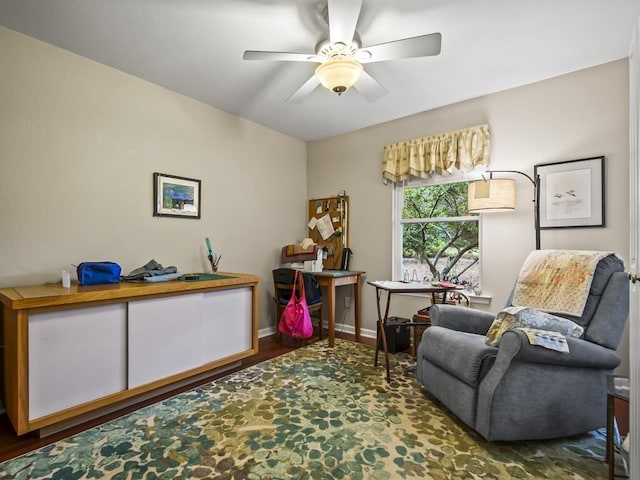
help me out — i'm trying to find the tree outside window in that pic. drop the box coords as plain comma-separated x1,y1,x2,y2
400,182,479,288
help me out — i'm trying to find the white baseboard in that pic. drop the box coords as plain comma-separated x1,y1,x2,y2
259,324,376,340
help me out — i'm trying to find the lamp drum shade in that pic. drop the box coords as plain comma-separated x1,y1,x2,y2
468,178,516,213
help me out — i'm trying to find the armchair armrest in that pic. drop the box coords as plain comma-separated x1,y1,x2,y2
499,330,621,370
429,304,496,335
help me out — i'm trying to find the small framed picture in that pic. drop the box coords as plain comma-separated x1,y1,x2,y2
153,172,201,219
534,156,604,229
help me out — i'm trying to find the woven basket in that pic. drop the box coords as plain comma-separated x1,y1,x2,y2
411,313,431,359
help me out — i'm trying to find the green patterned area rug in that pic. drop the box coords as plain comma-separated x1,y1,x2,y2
1,339,609,479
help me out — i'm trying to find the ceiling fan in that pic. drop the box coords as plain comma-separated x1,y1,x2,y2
243,0,441,102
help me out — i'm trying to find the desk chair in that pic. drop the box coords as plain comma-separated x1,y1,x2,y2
272,268,323,343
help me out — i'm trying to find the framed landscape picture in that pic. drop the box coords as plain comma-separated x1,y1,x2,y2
534,156,604,229
153,172,201,219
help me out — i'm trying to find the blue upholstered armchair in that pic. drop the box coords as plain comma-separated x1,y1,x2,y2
416,252,629,441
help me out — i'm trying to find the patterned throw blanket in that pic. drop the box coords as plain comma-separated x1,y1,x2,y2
512,250,612,316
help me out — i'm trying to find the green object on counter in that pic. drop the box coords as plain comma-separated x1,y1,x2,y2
179,273,234,282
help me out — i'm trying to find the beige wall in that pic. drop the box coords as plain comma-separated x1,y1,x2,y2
308,59,630,373
0,26,308,330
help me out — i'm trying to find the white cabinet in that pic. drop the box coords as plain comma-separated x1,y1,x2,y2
128,288,253,387
28,304,127,420
128,294,205,388
202,287,252,363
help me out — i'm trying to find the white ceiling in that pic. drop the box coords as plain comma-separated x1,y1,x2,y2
1,0,639,141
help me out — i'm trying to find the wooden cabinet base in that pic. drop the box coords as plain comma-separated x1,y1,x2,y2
0,273,260,436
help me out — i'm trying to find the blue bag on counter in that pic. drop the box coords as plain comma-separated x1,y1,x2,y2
76,261,121,286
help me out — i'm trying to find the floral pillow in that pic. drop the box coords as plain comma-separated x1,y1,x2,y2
485,306,584,346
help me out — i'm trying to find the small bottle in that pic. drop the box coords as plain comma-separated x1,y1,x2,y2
61,270,71,288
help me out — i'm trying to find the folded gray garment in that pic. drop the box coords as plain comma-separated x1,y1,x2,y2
121,259,178,281
143,272,183,283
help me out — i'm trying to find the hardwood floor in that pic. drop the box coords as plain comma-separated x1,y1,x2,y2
0,331,375,463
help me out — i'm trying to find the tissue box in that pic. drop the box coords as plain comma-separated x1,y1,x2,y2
304,248,323,272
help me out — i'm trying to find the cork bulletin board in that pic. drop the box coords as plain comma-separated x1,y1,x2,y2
307,196,349,270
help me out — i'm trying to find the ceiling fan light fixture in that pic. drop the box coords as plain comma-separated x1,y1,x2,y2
315,59,363,95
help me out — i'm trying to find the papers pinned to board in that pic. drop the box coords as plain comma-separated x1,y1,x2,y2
312,214,334,240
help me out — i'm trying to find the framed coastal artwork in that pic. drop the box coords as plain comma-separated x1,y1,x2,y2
534,156,604,229
153,172,201,219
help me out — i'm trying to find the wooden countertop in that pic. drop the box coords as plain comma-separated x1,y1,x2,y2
0,272,261,311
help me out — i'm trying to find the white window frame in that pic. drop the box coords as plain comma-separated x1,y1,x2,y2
392,177,483,286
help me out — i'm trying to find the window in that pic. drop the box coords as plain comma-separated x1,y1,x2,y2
393,181,480,289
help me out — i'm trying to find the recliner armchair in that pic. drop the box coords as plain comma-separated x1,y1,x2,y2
416,252,629,441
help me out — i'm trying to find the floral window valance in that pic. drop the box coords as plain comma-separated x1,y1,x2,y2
382,124,491,183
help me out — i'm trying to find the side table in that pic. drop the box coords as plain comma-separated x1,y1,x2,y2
607,375,630,479
367,280,463,382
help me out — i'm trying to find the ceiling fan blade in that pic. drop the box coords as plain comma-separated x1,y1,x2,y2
360,33,442,63
353,70,387,102
328,0,362,46
286,75,321,103
243,50,321,62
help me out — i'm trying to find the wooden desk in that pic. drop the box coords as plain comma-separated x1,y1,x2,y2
311,270,365,347
367,280,464,382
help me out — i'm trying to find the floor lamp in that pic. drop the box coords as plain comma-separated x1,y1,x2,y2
467,170,540,250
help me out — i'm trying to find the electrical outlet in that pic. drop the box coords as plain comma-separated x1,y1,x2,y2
344,296,351,308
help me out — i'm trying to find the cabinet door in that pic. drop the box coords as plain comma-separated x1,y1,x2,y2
29,304,127,420
128,294,204,388
202,287,253,363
